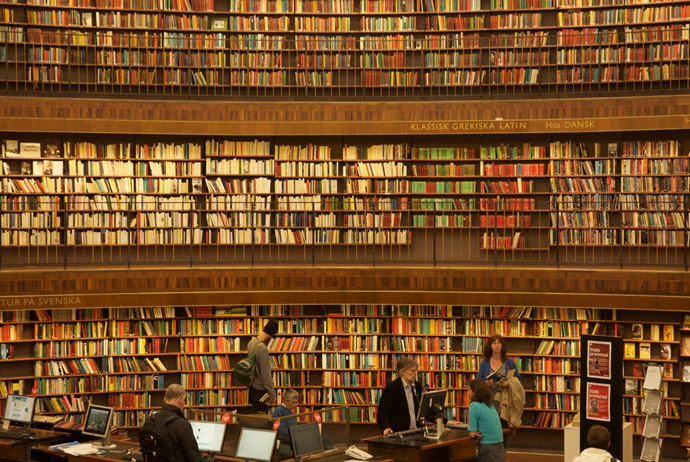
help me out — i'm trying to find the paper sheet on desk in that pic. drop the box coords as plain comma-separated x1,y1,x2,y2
60,443,101,455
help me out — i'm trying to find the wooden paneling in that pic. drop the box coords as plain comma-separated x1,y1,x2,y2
2,96,690,135
0,267,688,311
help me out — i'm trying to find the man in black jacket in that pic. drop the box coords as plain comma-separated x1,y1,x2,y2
156,384,204,462
377,357,422,435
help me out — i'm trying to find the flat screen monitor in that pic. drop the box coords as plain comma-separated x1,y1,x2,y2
235,428,277,462
416,389,447,422
289,422,323,459
190,421,227,453
82,404,114,439
4,395,36,425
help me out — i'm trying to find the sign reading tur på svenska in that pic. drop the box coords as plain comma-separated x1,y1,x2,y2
0,296,83,309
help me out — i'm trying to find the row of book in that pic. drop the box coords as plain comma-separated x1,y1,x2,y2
34,338,170,358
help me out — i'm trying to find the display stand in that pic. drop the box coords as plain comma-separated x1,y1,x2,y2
640,365,663,462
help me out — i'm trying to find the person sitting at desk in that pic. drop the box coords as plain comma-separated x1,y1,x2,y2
377,357,422,436
272,389,333,458
468,379,504,462
150,384,204,462
273,389,300,457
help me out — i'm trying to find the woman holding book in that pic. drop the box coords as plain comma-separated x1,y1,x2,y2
476,334,523,430
476,334,521,389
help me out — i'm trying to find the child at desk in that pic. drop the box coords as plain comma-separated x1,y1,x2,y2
468,380,504,462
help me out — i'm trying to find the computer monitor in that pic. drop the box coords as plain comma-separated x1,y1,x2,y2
190,421,227,453
289,422,323,459
82,404,114,447
235,428,277,462
416,389,447,422
3,395,36,429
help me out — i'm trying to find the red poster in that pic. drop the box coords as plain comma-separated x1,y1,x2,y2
587,340,611,380
586,383,611,422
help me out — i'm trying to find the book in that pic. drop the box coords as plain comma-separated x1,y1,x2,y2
650,325,660,341
639,342,651,359
485,369,501,382
51,160,64,176
682,423,690,446
3,139,19,157
20,161,31,175
80,12,93,27
659,343,671,361
632,323,644,340
684,314,690,330
625,378,639,395
663,362,673,379
32,160,44,176
683,362,690,382
663,325,674,342
43,139,60,158
19,142,40,157
682,337,690,357
607,142,618,157
624,342,636,358
681,405,690,423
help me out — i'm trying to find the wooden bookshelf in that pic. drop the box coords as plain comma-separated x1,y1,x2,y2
2,0,690,97
1,303,686,454
0,133,687,267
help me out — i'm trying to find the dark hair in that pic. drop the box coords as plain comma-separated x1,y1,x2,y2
483,334,507,361
469,379,493,406
396,357,419,374
587,425,611,450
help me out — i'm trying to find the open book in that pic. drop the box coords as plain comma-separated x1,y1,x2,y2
486,367,515,383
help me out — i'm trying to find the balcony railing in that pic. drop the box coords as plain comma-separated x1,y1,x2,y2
1,197,688,269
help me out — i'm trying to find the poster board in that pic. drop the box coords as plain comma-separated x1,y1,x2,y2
580,335,623,459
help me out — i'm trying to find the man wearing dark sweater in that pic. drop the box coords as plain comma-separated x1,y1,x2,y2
155,384,203,462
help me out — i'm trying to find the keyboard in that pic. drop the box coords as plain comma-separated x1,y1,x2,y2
0,429,33,440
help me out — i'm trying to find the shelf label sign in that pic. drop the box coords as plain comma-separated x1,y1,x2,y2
0,296,82,309
410,119,596,133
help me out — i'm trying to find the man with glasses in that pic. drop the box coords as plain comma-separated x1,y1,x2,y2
377,357,422,436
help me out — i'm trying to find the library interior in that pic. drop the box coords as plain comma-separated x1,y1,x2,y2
1,0,690,460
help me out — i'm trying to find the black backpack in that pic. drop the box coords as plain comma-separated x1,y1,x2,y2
139,412,181,462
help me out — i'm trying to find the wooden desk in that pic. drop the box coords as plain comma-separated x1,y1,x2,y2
216,449,394,462
0,427,69,459
38,440,139,462
362,429,476,462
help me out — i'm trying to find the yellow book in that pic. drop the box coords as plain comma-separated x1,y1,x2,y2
624,342,636,358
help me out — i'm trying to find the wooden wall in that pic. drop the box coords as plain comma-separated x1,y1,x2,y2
0,267,688,311
2,95,690,135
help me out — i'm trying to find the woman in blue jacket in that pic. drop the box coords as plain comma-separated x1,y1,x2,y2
476,334,521,390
